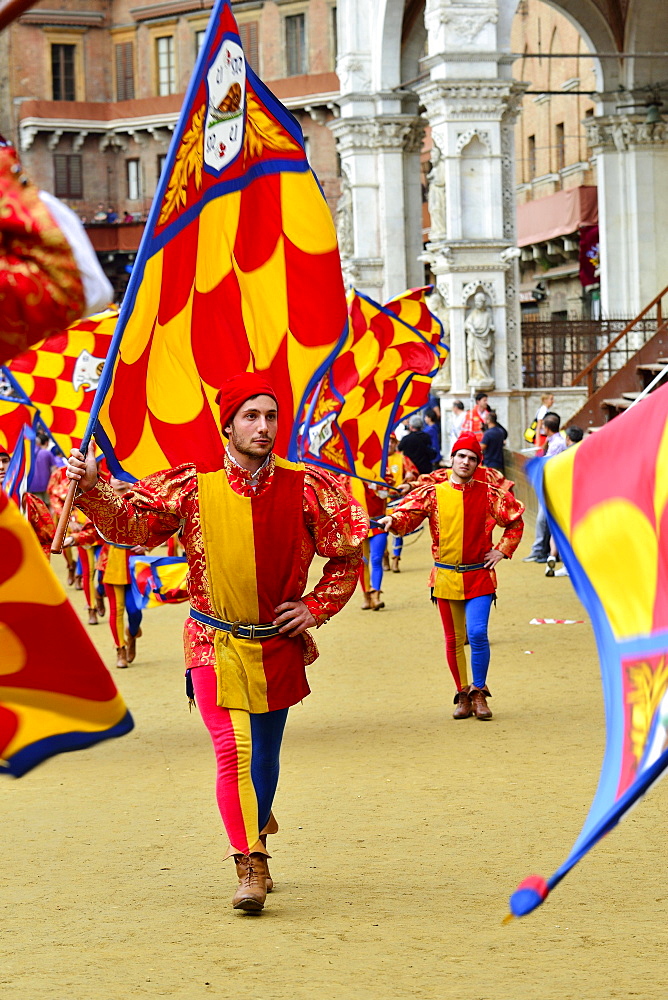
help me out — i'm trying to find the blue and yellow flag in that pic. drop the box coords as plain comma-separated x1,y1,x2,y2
0,491,133,777
85,0,346,479
509,383,668,917
129,553,189,609
295,287,446,484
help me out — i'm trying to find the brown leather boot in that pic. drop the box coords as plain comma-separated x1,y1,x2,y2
125,627,142,664
74,574,84,591
369,589,385,610
95,593,106,617
116,645,128,669
87,607,98,626
232,854,268,911
470,686,493,720
257,812,278,892
390,556,401,573
361,591,372,610
67,566,76,587
382,549,390,572
258,835,273,892
452,687,473,719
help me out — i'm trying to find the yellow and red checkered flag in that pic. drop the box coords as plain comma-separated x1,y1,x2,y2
296,288,446,483
1,308,117,456
0,491,133,777
83,0,346,479
0,393,37,455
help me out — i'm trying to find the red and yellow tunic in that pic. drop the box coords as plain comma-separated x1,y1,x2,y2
388,478,524,600
76,451,368,712
0,145,84,364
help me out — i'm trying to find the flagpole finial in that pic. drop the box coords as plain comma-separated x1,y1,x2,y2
508,874,550,918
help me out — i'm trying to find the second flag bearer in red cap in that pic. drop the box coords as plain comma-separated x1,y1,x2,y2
378,432,524,721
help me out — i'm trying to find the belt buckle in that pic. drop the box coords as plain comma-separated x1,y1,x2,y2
454,563,462,572
231,620,244,638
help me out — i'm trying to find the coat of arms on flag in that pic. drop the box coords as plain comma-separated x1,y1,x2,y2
84,0,347,481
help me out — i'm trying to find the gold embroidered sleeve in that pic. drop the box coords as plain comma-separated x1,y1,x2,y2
488,487,525,559
301,466,369,625
75,465,197,547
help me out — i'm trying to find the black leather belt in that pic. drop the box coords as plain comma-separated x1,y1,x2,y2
189,607,280,639
434,561,487,572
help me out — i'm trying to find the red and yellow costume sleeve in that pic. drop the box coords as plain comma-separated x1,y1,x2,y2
0,146,84,364
23,494,54,557
389,480,524,598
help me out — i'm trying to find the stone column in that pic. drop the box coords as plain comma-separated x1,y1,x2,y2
417,75,525,439
330,113,425,300
585,114,668,316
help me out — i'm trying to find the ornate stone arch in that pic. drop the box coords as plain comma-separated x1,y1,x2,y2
455,128,492,155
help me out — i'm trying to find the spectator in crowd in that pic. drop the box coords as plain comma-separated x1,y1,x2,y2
534,392,555,454
524,411,567,565
123,211,134,223
106,207,119,224
481,409,507,473
462,391,489,441
423,408,442,467
398,414,435,475
30,432,63,508
93,203,107,222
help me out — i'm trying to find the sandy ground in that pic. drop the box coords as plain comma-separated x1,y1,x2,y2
2,526,668,1000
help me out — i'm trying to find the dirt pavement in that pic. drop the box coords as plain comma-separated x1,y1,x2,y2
2,528,667,1000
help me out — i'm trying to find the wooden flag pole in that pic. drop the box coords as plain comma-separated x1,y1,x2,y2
51,478,79,554
0,0,38,31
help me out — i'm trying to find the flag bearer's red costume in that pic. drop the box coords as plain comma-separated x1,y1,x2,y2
386,432,524,721
74,373,367,911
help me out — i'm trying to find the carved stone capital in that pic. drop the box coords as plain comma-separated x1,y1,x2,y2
585,114,668,152
417,79,527,122
331,116,425,154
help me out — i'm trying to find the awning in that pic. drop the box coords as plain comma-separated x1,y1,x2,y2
517,186,598,247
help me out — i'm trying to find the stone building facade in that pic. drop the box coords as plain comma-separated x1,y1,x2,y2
0,0,342,294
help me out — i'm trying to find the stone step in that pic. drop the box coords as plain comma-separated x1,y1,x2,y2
622,391,642,400
636,362,668,373
601,397,632,410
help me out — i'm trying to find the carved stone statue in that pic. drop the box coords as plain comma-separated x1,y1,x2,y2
335,170,354,257
465,290,495,389
427,141,446,239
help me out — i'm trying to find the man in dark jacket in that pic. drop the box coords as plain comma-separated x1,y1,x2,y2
398,414,435,474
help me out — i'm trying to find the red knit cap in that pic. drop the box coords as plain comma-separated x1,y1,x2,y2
451,431,482,463
215,373,278,433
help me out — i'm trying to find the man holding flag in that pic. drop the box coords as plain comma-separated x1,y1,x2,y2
66,372,367,912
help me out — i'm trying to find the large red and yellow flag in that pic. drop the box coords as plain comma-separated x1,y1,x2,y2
86,0,346,478
295,287,446,483
0,491,133,777
509,383,668,918
1,308,117,455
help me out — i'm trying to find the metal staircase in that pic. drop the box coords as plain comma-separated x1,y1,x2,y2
567,286,668,429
